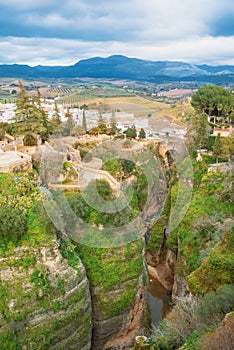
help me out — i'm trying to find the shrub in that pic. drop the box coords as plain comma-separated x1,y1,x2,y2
0,205,27,243
201,312,234,350
197,285,234,324
152,296,201,348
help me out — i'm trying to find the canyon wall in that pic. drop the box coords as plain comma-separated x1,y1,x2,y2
0,237,92,349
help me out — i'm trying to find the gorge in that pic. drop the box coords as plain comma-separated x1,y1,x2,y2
0,134,233,350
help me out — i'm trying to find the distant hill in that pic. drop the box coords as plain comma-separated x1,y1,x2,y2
1,55,234,84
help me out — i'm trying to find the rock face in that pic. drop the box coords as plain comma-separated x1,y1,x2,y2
147,245,189,300
0,237,92,350
76,240,148,350
172,273,189,303
0,233,149,350
92,275,147,350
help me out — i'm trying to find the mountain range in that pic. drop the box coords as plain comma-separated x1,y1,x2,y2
1,55,234,84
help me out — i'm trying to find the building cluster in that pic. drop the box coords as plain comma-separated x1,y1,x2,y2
0,99,188,139
0,103,16,123
0,97,190,174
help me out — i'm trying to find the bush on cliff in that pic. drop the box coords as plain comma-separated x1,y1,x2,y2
0,205,27,243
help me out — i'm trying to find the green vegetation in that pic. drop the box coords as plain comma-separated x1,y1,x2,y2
109,110,118,135
171,170,233,277
0,205,27,243
65,177,146,319
191,85,234,124
139,128,146,139
150,285,234,350
147,142,233,349
188,228,234,294
0,172,40,244
213,133,222,162
147,189,172,254
0,82,233,349
76,240,144,318
0,173,91,350
151,285,234,350
124,126,137,139
73,141,95,161
222,131,234,160
102,157,123,180
82,109,87,132
189,112,211,149
13,82,52,143
66,174,147,228
102,157,136,180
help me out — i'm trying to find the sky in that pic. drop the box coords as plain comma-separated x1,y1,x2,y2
0,0,234,66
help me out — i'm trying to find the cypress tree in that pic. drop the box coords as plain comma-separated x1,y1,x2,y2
213,133,222,163
82,109,87,132
14,81,49,144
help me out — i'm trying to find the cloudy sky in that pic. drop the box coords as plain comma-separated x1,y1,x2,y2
0,0,234,66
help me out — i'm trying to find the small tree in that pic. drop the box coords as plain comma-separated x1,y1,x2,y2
97,111,107,134
213,133,222,163
138,128,146,139
82,109,87,133
80,104,88,110
89,126,100,136
0,205,28,243
64,109,75,136
14,81,50,141
222,132,234,161
124,127,137,139
85,179,113,201
190,112,210,149
197,285,234,324
109,110,118,135
51,101,62,131
102,158,123,180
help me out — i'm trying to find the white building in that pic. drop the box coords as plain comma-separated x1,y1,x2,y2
213,126,233,137
0,103,16,123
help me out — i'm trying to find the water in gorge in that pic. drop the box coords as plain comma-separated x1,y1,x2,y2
147,275,171,326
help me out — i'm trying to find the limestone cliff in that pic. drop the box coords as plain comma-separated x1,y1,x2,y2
0,237,92,350
77,240,148,350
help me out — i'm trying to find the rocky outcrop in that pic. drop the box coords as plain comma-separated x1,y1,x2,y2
172,273,189,303
0,237,92,350
146,246,176,291
92,275,147,350
103,275,147,350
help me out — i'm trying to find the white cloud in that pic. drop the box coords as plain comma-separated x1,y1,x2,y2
1,35,234,66
0,0,234,65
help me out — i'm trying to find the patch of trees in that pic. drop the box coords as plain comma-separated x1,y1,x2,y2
102,158,136,181
66,170,147,229
191,85,234,124
14,81,53,144
0,172,40,243
67,179,133,228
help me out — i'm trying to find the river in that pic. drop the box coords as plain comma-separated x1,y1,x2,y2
147,275,171,326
